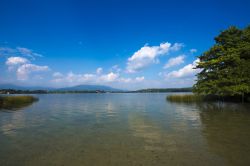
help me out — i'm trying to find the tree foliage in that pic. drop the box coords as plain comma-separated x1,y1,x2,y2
193,26,250,98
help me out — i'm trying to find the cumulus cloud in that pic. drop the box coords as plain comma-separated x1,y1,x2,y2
53,72,63,77
6,57,29,66
82,74,96,81
163,55,185,69
65,72,96,83
126,42,182,73
169,43,184,51
100,72,119,82
51,70,145,86
52,72,118,84
2,46,50,81
135,76,145,82
51,72,89,83
17,64,49,80
119,77,132,83
118,76,145,83
165,59,200,79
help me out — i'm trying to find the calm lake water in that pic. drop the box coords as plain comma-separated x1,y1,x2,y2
0,93,250,166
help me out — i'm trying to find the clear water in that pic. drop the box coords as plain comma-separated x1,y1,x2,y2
0,93,250,166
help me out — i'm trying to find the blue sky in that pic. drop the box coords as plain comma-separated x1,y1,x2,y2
0,0,249,90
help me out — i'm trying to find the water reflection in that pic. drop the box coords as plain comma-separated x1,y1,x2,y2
0,94,250,166
1,111,26,136
128,112,163,151
198,103,250,165
105,102,117,117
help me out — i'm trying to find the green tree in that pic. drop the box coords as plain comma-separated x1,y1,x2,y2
193,26,250,101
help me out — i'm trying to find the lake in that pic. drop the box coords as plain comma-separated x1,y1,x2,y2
0,93,250,166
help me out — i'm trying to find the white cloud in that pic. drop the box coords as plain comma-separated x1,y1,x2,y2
135,76,145,82
190,49,197,54
65,72,96,83
164,55,185,69
96,67,103,74
126,42,182,73
82,74,96,81
165,59,200,79
169,43,184,51
100,72,119,82
118,76,145,83
51,72,91,83
52,72,120,84
119,77,132,83
6,56,29,66
17,64,49,80
2,46,51,81
53,72,63,77
51,70,145,86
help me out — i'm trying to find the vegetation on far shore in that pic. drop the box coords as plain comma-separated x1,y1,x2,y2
0,96,38,110
168,25,250,103
0,87,193,94
134,88,192,93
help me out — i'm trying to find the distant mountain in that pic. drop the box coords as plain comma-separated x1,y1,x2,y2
0,84,55,91
57,85,122,92
0,84,122,92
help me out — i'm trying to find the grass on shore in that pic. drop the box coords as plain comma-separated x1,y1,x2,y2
167,94,250,103
166,94,224,103
167,94,204,103
0,96,38,110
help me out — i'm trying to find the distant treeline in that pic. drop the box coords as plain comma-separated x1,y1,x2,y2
133,88,192,93
0,89,106,94
0,88,192,94
0,89,48,94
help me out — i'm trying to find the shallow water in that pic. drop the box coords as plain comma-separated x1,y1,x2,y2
0,93,250,166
